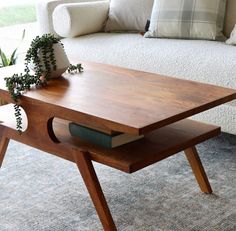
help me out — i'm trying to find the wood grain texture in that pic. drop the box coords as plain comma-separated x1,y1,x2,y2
0,104,220,174
0,62,232,231
0,104,217,230
74,151,117,231
54,118,220,173
185,147,213,193
1,62,233,231
0,126,9,168
0,62,235,135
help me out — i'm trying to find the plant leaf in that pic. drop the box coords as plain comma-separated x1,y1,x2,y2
21,29,25,41
0,48,9,66
9,48,18,65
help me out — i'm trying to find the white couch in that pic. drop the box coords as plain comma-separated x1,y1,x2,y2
36,0,236,135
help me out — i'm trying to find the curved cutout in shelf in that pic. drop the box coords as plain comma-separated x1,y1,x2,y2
51,117,72,143
47,117,60,143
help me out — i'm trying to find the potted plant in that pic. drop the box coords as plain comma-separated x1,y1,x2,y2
27,34,70,80
0,30,25,105
4,34,83,133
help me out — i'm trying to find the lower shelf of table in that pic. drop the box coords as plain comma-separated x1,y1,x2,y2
53,118,220,173
0,104,220,174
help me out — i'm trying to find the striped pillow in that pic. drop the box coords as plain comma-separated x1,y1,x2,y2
145,0,227,40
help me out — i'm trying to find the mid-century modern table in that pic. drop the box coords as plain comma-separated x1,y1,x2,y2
0,62,236,231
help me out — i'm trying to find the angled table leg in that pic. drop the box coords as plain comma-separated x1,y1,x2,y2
73,151,117,231
184,146,212,194
0,127,9,168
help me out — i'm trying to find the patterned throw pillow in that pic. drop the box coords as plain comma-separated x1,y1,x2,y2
105,0,154,32
145,0,227,40
224,0,236,38
226,24,236,45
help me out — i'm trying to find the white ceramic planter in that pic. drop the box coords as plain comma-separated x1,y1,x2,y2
30,43,70,78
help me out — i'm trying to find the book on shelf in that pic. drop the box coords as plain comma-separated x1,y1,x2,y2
69,122,144,148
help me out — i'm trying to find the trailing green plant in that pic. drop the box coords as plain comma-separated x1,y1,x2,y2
4,34,83,133
0,29,25,68
24,34,62,82
67,63,83,73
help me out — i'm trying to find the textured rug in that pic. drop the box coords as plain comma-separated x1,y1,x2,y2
0,132,235,231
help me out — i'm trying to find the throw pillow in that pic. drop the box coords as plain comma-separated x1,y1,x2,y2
226,24,236,45
223,0,236,38
53,1,109,38
145,0,227,40
105,0,154,32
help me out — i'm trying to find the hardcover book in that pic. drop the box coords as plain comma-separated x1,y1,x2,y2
69,122,144,148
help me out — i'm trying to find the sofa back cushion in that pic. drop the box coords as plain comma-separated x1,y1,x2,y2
224,0,236,37
105,0,154,32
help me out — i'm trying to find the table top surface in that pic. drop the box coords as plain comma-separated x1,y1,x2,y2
0,62,235,134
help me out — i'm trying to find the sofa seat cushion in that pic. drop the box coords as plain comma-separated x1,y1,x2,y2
62,33,236,92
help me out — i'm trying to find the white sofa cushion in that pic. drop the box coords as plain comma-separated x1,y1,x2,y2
52,1,109,37
63,33,236,90
145,0,226,40
105,0,154,32
226,24,236,45
36,0,103,36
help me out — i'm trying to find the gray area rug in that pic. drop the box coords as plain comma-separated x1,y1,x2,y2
0,132,235,231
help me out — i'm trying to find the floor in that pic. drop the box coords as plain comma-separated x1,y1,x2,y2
0,133,236,231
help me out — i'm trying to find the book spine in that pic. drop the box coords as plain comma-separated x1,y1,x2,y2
69,123,112,148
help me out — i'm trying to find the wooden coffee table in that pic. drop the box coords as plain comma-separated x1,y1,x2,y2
0,62,235,231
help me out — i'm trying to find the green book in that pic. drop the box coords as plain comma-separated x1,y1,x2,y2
69,122,144,148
